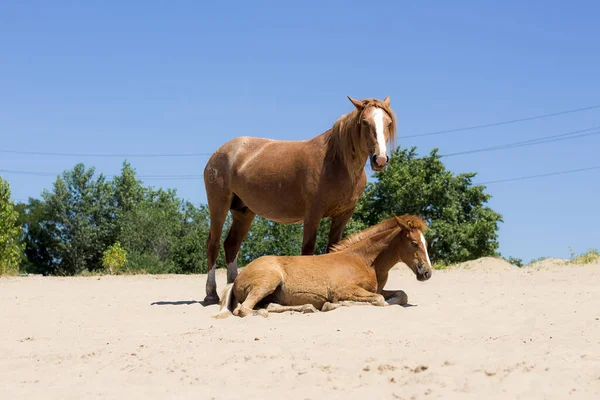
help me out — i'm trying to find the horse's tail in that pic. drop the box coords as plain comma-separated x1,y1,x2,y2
212,283,237,319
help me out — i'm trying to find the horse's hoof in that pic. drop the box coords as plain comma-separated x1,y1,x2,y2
321,302,339,312
203,294,220,305
301,304,318,314
386,292,408,306
255,309,269,318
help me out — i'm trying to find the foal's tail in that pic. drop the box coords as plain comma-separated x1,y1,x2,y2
212,283,238,319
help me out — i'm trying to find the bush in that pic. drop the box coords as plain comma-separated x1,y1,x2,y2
102,242,127,274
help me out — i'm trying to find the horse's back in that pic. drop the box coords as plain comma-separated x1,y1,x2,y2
204,135,321,221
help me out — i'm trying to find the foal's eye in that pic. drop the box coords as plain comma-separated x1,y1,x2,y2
411,241,419,248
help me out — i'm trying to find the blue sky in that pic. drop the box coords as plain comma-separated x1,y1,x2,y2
1,1,599,262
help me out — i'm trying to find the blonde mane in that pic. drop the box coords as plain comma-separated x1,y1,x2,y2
330,214,427,253
325,98,397,180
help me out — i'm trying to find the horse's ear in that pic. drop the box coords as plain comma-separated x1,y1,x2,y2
383,96,391,106
347,96,365,110
393,215,408,231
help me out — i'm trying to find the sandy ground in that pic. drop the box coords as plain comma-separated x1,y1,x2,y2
1,257,599,400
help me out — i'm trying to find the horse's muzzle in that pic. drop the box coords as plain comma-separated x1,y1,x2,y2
416,264,432,281
370,154,389,171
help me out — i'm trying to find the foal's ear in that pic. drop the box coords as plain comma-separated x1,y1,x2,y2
347,96,365,110
383,96,391,106
393,215,409,231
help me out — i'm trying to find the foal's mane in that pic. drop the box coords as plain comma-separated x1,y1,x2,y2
330,214,426,253
325,98,397,178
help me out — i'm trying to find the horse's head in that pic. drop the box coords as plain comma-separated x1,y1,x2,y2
391,214,433,282
347,95,396,172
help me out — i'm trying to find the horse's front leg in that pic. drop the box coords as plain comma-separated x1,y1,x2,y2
321,286,388,312
381,289,409,306
326,208,355,252
301,207,323,255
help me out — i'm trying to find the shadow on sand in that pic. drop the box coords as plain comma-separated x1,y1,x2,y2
150,300,205,306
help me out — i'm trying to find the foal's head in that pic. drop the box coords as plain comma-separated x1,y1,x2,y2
390,215,433,281
347,95,397,171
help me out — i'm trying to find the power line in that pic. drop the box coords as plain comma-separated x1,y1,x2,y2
440,126,600,158
1,104,599,157
0,149,213,157
0,169,204,180
475,166,600,185
400,104,600,139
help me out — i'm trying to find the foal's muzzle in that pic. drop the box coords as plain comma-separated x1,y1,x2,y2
416,263,432,281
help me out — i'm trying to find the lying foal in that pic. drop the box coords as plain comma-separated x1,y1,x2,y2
214,214,432,318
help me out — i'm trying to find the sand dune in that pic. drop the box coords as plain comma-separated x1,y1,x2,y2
1,258,599,399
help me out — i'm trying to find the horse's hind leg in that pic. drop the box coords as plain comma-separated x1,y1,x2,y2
224,207,256,284
204,178,233,305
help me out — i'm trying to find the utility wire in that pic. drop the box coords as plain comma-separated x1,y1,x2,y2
0,149,213,157
1,104,599,156
0,169,204,180
400,104,600,139
440,126,600,158
475,166,600,185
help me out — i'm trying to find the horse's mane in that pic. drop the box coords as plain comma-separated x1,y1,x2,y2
330,214,426,253
324,98,397,179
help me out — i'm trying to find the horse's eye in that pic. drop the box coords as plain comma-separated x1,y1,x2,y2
411,241,418,248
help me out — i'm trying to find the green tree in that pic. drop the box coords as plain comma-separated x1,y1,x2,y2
239,217,331,265
351,147,503,265
0,177,24,275
118,187,186,274
15,198,57,275
41,163,115,275
112,161,144,218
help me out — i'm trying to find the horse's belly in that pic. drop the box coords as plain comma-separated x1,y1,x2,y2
278,285,329,308
232,178,306,223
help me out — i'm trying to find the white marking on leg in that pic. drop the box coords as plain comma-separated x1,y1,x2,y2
227,257,238,282
208,265,216,283
420,232,432,266
372,108,387,159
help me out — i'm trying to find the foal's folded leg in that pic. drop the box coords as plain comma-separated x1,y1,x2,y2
342,286,388,306
265,303,318,314
321,300,382,312
321,287,388,312
381,289,409,306
232,273,282,318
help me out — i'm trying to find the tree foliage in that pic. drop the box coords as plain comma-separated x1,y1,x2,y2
14,149,504,275
238,217,331,264
0,176,23,275
351,147,503,264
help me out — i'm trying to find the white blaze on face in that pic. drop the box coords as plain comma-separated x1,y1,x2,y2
372,108,387,158
420,232,432,266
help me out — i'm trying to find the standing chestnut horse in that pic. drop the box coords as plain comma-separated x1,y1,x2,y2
202,96,397,304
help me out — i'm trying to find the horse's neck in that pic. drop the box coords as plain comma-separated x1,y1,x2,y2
324,127,370,176
372,245,402,281
344,230,397,266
